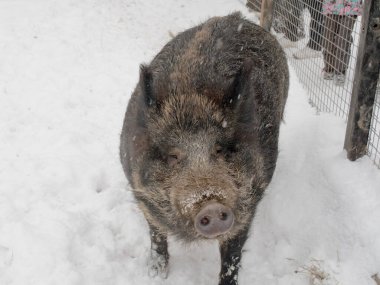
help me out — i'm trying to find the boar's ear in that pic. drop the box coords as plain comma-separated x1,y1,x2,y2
139,65,156,107
223,59,253,109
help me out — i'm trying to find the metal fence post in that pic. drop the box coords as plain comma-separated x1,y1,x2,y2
260,0,274,31
344,0,380,161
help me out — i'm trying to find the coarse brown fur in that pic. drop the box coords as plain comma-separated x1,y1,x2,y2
120,12,288,284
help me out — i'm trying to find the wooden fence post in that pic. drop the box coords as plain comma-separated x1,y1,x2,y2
260,0,274,31
344,0,380,161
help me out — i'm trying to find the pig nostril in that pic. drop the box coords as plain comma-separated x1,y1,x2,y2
200,216,210,226
219,212,228,221
194,202,234,238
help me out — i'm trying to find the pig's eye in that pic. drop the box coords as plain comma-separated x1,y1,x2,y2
167,149,185,167
215,145,223,154
214,144,225,159
168,154,178,166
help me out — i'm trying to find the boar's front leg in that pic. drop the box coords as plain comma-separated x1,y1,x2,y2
147,223,169,279
219,227,250,285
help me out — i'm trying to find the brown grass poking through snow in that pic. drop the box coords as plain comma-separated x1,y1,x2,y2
294,259,338,285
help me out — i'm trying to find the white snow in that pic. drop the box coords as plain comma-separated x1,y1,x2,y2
0,0,379,285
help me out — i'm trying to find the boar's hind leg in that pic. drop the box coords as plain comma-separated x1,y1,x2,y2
147,223,169,279
219,227,250,285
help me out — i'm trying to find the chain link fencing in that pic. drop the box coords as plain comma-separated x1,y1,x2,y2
246,0,380,168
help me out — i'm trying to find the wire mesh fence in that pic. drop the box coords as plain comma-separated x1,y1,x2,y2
246,0,380,169
246,0,261,11
368,80,380,167
275,1,362,118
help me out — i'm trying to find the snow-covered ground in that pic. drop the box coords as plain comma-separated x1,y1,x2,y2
1,0,379,284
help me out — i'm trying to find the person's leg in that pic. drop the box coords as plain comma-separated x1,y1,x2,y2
335,15,356,74
307,0,324,51
332,15,356,85
322,15,338,78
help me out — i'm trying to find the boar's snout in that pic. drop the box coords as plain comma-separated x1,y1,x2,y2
194,202,234,238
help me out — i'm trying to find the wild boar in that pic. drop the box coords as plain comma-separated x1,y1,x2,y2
120,12,288,285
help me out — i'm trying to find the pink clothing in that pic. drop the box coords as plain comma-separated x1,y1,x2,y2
322,0,362,16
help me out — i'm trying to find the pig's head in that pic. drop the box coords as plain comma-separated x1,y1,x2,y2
130,63,269,242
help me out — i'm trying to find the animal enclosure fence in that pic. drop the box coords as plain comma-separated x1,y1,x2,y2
246,0,380,168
